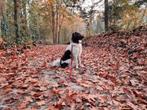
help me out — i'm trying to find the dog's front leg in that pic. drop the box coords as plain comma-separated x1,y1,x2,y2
78,56,84,67
78,56,81,66
74,56,79,69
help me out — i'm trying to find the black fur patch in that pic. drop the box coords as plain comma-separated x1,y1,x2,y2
60,50,71,68
60,63,69,68
61,50,71,61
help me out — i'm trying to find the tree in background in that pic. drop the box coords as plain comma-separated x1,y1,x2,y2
0,0,7,39
13,0,20,44
20,0,29,43
104,0,109,32
0,0,4,37
1,0,147,46
0,0,86,45
27,0,85,44
3,0,14,44
109,0,147,31
65,0,103,36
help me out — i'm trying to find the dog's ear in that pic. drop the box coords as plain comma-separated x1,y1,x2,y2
72,32,77,38
72,32,78,43
72,32,75,38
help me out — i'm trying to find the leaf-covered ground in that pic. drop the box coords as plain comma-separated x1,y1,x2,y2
0,26,147,110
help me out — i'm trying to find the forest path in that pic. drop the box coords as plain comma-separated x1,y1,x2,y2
0,45,146,110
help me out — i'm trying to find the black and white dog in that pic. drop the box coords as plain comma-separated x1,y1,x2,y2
51,32,84,69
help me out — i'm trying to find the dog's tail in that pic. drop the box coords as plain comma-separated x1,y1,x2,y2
49,58,61,67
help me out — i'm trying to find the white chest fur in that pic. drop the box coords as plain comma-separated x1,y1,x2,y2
66,43,82,57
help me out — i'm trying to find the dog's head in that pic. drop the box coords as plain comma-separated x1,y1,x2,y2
71,32,84,43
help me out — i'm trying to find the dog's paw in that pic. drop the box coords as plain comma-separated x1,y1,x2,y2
75,68,80,71
48,62,53,66
75,66,79,69
80,64,84,68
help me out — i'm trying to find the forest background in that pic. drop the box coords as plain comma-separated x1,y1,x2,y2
0,0,147,46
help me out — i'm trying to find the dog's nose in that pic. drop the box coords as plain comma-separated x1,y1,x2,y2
79,40,82,43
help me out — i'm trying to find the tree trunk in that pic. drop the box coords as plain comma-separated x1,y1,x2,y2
51,5,56,44
58,15,64,44
21,0,29,40
0,0,5,37
55,4,59,44
14,0,20,44
104,0,109,32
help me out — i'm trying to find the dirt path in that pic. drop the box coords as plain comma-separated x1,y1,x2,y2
0,45,146,110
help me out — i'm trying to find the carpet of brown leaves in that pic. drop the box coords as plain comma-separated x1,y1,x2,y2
0,26,147,110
